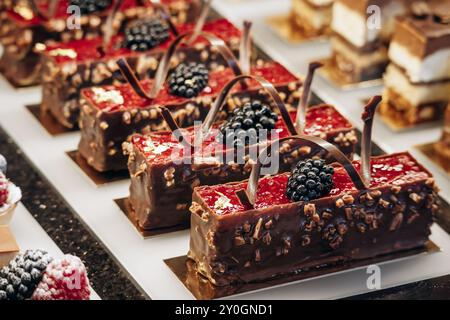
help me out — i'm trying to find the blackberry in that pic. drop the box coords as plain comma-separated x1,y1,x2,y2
69,0,112,15
168,62,209,98
286,159,334,202
0,250,53,300
124,18,170,52
219,100,278,147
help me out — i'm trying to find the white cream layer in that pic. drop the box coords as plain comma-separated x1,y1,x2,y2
293,0,332,29
331,1,406,48
384,64,450,106
389,42,450,83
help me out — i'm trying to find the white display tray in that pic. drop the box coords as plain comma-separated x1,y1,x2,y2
10,203,100,300
0,0,448,299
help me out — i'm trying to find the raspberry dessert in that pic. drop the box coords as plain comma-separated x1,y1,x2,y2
32,255,90,300
0,157,22,222
0,251,90,300
187,96,439,286
0,0,198,87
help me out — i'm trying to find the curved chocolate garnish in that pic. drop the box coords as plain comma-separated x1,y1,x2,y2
199,75,298,146
239,21,253,75
187,0,212,44
102,0,125,50
29,0,58,20
361,96,382,186
117,31,243,101
149,0,180,36
238,135,367,207
296,61,323,133
158,106,193,150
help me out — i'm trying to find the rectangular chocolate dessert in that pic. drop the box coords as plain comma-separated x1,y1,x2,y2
381,3,450,126
40,18,241,128
0,0,198,87
125,105,356,231
78,62,302,173
330,0,410,83
188,151,438,286
291,0,334,37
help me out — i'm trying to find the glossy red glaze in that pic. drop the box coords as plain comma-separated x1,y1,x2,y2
195,152,431,215
7,0,188,26
43,19,241,64
131,105,352,165
82,62,298,112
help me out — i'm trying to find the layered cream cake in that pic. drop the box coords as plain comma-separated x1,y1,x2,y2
330,0,411,83
291,0,334,36
381,1,450,126
435,104,450,161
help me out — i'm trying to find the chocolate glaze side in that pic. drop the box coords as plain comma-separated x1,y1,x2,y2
188,152,439,285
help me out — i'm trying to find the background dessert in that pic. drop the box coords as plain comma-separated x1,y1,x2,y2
381,0,450,127
329,0,411,83
434,104,450,161
291,0,334,37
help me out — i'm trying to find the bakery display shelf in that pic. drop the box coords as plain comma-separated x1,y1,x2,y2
0,2,448,300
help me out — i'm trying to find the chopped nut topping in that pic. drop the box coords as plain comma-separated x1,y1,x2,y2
234,236,246,246
213,192,233,213
252,218,263,240
48,48,77,59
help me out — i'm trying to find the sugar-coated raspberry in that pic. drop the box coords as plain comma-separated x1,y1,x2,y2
32,255,90,300
0,173,9,207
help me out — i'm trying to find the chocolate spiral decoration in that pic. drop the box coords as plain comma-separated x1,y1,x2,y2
199,75,298,146
148,0,179,36
186,0,211,45
116,31,243,101
236,135,368,207
102,0,125,49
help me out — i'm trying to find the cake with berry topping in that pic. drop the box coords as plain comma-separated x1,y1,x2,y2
78,60,303,173
0,0,198,86
124,103,355,232
0,250,90,300
0,156,22,224
291,0,334,37
329,0,411,83
380,0,450,127
40,18,242,128
186,97,439,286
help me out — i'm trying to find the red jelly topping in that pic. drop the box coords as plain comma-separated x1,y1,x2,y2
195,152,431,215
44,19,241,65
131,105,352,165
7,0,188,26
82,62,298,112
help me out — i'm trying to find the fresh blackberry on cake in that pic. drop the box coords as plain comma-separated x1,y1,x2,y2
286,159,334,202
32,255,90,300
124,18,170,52
69,0,112,15
0,250,53,300
219,100,279,147
168,62,209,98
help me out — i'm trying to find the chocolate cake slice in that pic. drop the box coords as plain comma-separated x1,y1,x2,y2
187,96,439,286
40,17,241,128
123,69,355,232
0,0,198,87
78,28,303,173
381,1,450,127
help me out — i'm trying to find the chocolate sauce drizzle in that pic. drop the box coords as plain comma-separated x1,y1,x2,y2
237,135,368,207
361,96,382,186
295,61,323,133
